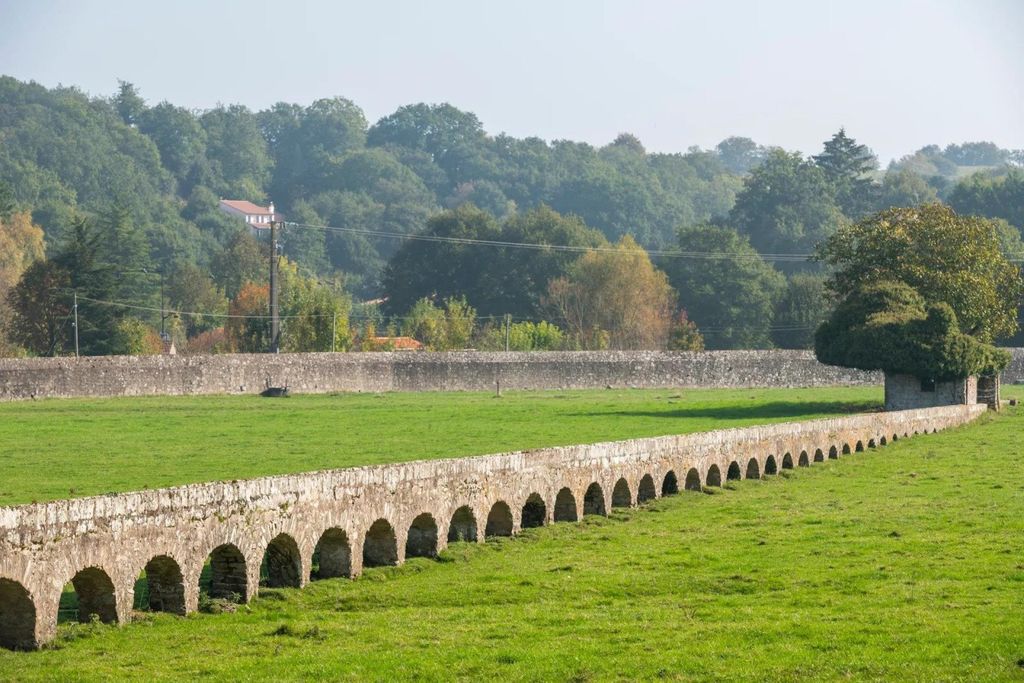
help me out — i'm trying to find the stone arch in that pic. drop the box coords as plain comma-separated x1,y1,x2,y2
892,433,899,442
764,455,778,475
363,519,398,568
406,513,439,558
829,445,838,459
202,543,248,602
135,555,185,615
684,468,702,491
746,458,760,480
868,438,877,449
485,501,514,537
727,462,742,481
842,443,852,455
798,451,809,467
262,533,302,589
706,464,722,487
312,528,351,579
611,478,632,507
583,483,606,516
855,441,864,452
662,471,679,495
554,487,578,522
448,506,478,543
0,578,36,650
814,448,824,462
63,566,117,624
521,493,546,528
637,474,657,503
782,453,794,469
879,436,887,446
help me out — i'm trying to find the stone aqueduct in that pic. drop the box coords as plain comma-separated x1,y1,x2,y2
0,404,986,650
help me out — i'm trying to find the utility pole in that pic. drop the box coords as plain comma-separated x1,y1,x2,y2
269,220,281,353
159,269,166,340
505,313,511,352
332,311,337,353
73,291,80,359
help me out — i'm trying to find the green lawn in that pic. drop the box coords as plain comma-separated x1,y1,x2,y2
0,386,881,506
2,392,1022,681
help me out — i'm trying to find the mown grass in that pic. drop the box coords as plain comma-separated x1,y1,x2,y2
0,386,880,506
2,390,1022,681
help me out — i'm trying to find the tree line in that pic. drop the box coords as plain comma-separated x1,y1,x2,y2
0,76,1021,356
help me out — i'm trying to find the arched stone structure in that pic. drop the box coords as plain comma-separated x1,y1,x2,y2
781,453,794,470
814,448,825,462
746,458,760,480
684,468,702,492
727,462,742,481
798,451,810,467
764,455,778,476
262,534,302,589
0,579,35,650
583,483,606,516
521,494,546,528
0,404,984,649
139,555,185,615
406,514,439,558
554,488,578,522
662,471,679,495
363,519,398,568
447,506,478,543
203,543,248,603
706,465,722,487
312,528,351,579
611,479,632,508
485,502,514,538
637,475,657,503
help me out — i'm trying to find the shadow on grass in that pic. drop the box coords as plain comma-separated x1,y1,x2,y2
577,400,880,422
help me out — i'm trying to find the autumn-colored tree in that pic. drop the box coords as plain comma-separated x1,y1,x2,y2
110,317,163,355
401,296,476,350
225,282,270,352
278,261,351,352
0,211,47,355
545,236,676,350
667,311,705,351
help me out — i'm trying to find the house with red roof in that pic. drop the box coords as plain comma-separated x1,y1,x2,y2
218,199,282,232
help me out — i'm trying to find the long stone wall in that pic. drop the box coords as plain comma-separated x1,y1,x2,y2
0,403,986,650
0,350,884,402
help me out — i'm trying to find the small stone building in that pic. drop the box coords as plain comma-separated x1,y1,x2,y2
884,373,999,411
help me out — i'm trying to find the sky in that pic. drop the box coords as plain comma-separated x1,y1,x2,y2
1,0,1021,163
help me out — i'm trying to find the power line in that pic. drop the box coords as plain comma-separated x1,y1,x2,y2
283,221,815,262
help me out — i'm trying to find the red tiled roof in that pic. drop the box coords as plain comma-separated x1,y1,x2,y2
219,199,274,215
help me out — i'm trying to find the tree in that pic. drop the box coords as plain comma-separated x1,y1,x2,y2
52,216,119,356
667,311,705,351
715,137,766,174
278,261,351,352
111,317,162,355
164,262,229,337
545,236,676,350
729,149,846,257
6,260,71,355
817,204,1023,343
875,168,939,211
114,80,146,127
949,169,1024,232
772,273,831,349
663,225,785,349
211,229,268,300
813,128,878,217
815,280,1009,380
401,296,476,350
225,282,269,353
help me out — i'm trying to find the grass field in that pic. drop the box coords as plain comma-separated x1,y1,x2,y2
1,390,1021,681
0,386,882,506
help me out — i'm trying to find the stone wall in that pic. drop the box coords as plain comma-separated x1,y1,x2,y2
0,403,987,649
0,350,884,402
883,373,978,411
1004,348,1024,384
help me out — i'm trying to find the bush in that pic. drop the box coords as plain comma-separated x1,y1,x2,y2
111,317,163,356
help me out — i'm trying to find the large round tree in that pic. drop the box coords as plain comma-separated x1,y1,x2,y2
814,204,1021,380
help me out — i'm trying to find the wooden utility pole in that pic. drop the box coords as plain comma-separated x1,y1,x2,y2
73,291,79,358
269,221,281,353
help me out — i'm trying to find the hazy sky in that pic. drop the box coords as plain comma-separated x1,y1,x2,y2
2,0,1021,163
